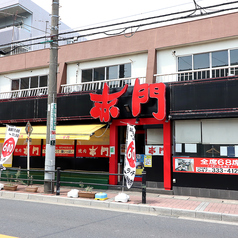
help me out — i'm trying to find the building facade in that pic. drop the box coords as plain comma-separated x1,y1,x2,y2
0,11,238,199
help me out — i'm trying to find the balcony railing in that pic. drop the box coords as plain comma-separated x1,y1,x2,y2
61,77,146,94
155,65,238,83
0,87,48,100
0,77,146,99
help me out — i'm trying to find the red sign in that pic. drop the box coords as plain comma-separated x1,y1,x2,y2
174,157,238,175
90,83,128,122
42,145,74,157
2,138,15,158
132,79,166,120
89,79,166,122
14,145,41,156
76,145,110,157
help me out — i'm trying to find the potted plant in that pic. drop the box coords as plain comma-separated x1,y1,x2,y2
3,169,21,191
78,182,96,199
25,175,38,193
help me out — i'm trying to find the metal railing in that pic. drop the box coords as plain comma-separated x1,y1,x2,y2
0,167,147,204
61,77,146,94
0,87,48,100
155,65,238,83
0,77,146,100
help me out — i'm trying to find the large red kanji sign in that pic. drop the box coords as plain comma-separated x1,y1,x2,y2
90,83,128,122
89,79,166,122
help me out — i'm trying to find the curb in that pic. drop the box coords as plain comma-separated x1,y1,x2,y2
1,191,238,223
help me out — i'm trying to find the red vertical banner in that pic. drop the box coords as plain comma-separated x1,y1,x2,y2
124,124,136,189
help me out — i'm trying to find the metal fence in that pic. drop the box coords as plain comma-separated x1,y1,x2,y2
0,167,147,204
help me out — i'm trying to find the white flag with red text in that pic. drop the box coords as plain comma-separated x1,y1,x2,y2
124,124,136,189
0,125,21,165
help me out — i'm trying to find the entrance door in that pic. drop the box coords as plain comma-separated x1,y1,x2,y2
109,118,171,190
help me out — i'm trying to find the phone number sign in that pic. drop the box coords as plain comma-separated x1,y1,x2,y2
174,157,238,175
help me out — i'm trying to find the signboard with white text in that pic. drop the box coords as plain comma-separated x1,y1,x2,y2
174,157,238,175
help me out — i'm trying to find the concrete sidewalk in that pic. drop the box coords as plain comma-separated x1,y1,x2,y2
1,184,238,224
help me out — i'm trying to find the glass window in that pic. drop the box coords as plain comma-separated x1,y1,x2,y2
194,53,209,69
94,67,105,81
12,79,19,90
119,63,131,78
82,69,92,83
106,65,118,79
20,77,29,89
30,76,38,88
230,49,238,66
178,56,192,71
39,75,48,87
212,50,228,67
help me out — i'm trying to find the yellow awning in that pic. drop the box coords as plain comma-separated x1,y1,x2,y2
0,124,105,140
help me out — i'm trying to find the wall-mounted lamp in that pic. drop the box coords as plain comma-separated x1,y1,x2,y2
124,104,131,113
172,50,176,57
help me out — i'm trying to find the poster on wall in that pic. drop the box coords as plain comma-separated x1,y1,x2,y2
144,155,152,167
76,145,110,157
173,157,238,175
136,154,144,175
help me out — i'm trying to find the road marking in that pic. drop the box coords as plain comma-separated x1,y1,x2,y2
0,235,18,238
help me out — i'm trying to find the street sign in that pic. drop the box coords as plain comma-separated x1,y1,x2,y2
25,121,33,136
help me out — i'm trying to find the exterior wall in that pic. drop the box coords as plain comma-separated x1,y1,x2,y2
0,12,237,89
66,53,148,84
157,38,238,74
0,67,49,93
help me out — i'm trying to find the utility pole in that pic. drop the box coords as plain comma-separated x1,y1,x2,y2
44,0,59,193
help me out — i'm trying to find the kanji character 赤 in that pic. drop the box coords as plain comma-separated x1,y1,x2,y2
90,82,128,122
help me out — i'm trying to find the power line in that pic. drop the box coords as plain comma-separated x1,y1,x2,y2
0,1,237,52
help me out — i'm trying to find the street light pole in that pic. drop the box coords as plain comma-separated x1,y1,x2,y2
44,0,59,193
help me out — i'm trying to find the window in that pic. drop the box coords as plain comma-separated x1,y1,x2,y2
174,119,238,158
178,56,192,71
94,67,105,81
194,53,209,69
82,63,131,82
177,49,238,81
230,49,238,65
82,69,92,83
11,75,48,91
212,50,228,67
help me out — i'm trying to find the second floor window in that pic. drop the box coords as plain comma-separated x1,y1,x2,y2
177,49,238,81
82,63,131,83
11,75,48,90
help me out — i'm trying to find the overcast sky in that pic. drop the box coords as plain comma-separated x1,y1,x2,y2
31,0,232,31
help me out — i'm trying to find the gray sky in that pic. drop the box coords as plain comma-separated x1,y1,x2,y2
31,0,231,30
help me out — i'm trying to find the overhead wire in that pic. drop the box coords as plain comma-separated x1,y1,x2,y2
0,1,237,51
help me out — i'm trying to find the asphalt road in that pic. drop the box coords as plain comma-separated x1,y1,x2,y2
0,198,237,238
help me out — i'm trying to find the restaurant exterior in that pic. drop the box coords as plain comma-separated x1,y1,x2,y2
0,10,238,198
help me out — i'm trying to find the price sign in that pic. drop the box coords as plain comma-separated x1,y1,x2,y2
2,137,15,158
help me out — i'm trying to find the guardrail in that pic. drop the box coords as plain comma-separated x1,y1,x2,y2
0,167,147,204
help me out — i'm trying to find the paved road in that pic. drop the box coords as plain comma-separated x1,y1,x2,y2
0,198,237,238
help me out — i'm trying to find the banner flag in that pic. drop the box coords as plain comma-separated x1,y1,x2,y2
0,125,21,165
124,124,136,189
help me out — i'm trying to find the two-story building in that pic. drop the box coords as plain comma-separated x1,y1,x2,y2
0,9,238,199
